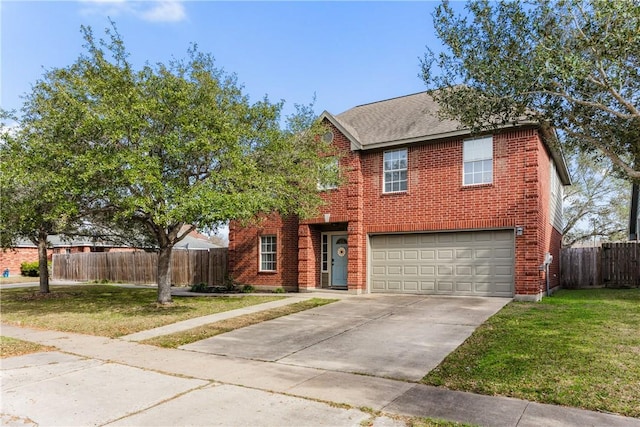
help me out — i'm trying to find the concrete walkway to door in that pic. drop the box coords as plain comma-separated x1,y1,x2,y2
181,294,510,381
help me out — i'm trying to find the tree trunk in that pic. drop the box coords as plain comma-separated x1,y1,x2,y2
37,233,50,294
157,245,173,305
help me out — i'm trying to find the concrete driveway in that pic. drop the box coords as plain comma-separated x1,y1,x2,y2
181,295,510,381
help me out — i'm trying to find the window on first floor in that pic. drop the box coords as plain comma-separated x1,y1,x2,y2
321,234,328,272
259,235,277,272
463,136,493,186
383,148,408,193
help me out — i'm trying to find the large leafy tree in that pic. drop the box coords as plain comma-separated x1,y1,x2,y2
1,67,147,293
421,0,640,181
1,71,101,293
563,151,630,246
27,24,336,305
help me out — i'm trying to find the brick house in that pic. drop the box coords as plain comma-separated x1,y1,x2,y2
229,91,570,301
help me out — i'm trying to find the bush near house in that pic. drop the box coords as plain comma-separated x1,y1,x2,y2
20,261,40,277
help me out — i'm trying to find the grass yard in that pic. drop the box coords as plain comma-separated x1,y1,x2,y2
142,298,337,348
0,276,40,285
422,288,640,417
0,285,284,338
0,336,56,358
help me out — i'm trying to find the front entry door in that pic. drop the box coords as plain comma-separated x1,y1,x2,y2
331,235,348,287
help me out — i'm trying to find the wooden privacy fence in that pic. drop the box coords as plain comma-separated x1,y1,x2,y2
560,242,640,288
52,248,228,286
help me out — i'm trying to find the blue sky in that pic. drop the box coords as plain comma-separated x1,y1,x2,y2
1,1,447,120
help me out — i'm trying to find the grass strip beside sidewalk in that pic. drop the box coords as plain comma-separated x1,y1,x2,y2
422,288,640,418
0,285,284,338
141,298,337,348
0,336,56,358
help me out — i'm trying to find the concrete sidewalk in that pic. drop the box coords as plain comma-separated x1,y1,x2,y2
2,323,638,426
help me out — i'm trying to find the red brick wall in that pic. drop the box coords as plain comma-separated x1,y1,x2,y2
0,247,41,276
229,124,561,298
228,214,299,290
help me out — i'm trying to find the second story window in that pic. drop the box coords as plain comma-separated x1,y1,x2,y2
317,157,339,191
383,148,407,193
463,136,493,186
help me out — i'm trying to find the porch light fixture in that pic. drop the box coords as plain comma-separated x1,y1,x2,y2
516,226,524,236
324,213,331,223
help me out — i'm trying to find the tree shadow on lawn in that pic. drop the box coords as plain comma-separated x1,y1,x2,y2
0,285,280,337
1,285,196,317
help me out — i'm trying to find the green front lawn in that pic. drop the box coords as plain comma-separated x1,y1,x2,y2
422,288,640,417
0,285,283,338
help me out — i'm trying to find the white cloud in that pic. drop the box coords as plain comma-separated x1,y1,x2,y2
141,1,186,22
78,0,187,23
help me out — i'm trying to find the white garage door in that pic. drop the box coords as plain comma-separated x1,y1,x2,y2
369,230,514,297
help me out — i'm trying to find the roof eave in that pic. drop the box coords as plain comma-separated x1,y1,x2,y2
319,111,363,151
355,120,540,151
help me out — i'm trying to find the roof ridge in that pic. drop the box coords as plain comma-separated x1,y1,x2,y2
351,90,430,109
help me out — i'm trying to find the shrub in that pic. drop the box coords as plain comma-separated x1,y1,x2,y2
223,277,239,292
190,283,208,293
241,284,255,293
274,287,285,294
20,261,40,277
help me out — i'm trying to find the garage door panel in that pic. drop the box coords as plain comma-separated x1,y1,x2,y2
474,233,492,242
420,234,436,244
420,265,435,275
372,280,386,290
495,248,513,258
388,251,402,260
456,265,473,276
438,265,454,276
387,281,401,290
456,249,473,259
403,235,418,245
437,281,454,292
404,265,418,275
372,266,386,275
437,234,455,243
475,249,492,258
456,281,473,292
420,281,435,291
370,230,514,297
420,250,435,260
495,266,513,276
403,250,418,260
455,233,473,242
403,281,418,291
438,249,454,260
388,266,402,275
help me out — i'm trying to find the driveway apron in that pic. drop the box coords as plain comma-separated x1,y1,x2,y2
180,295,510,381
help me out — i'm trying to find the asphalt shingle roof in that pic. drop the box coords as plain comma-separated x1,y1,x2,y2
334,91,461,147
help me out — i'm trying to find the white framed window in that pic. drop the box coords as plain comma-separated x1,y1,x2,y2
259,235,277,272
383,148,408,193
321,234,328,272
463,136,493,185
317,157,339,191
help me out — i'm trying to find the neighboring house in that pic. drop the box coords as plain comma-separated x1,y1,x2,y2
0,231,223,276
230,91,571,300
